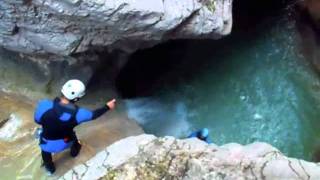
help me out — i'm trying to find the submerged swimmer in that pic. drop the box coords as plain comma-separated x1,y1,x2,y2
34,79,116,174
188,128,212,144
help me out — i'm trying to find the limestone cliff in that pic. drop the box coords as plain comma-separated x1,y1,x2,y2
0,0,233,96
61,135,320,180
0,0,232,55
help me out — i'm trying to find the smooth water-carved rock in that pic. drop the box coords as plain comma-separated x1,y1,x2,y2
61,135,320,180
0,47,126,97
0,0,232,55
0,114,22,141
0,92,143,179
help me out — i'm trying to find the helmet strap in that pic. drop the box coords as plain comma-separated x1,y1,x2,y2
71,98,80,103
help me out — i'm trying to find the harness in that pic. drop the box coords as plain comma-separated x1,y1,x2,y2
40,98,79,143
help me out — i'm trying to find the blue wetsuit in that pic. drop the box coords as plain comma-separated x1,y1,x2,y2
34,97,109,153
188,130,212,144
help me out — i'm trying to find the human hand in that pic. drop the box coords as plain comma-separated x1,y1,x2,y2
106,99,116,110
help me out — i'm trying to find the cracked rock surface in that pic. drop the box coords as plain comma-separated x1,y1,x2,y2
0,0,232,55
61,134,320,180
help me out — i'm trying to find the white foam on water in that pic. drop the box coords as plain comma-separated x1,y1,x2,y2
125,98,191,137
253,113,263,120
0,114,22,141
125,98,161,125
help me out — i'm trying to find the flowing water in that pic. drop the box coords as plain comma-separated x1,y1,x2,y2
123,17,320,160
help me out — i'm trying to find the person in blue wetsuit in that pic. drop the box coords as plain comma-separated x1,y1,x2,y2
34,79,116,174
188,128,212,144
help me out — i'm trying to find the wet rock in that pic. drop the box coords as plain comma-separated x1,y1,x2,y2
0,0,232,98
0,92,143,179
0,0,233,55
0,117,10,128
296,1,320,74
61,135,320,180
312,144,320,162
301,0,320,29
0,114,22,141
0,47,126,97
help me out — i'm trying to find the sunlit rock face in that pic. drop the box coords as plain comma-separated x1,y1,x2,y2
61,135,320,180
0,0,232,55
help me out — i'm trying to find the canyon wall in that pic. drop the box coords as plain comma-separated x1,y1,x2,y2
0,0,232,55
0,0,233,96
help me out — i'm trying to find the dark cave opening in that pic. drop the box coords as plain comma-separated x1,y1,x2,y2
115,40,189,98
115,0,295,98
232,0,293,32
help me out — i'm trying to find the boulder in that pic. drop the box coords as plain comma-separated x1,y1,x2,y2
61,134,320,180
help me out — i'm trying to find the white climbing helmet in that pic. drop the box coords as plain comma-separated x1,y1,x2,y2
61,79,86,100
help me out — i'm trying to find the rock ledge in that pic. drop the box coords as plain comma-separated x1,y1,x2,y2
61,134,320,180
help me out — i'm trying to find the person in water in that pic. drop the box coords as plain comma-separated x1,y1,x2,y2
34,79,116,174
188,128,212,144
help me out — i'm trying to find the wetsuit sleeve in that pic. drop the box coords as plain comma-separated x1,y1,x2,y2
187,131,198,138
76,105,109,124
34,100,53,125
206,137,212,144
92,106,109,119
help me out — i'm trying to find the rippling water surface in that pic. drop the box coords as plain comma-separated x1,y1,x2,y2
125,17,320,160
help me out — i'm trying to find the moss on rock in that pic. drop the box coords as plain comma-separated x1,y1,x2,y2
206,0,216,13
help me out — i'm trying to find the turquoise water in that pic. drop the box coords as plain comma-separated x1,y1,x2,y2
125,17,320,160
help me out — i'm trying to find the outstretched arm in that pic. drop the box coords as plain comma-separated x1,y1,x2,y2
206,137,213,144
76,99,116,124
187,131,198,138
91,106,109,119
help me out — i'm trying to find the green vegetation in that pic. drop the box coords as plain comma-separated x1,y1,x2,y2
102,169,120,180
206,0,216,13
